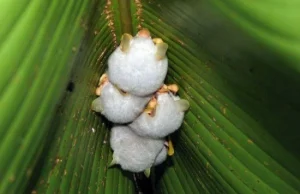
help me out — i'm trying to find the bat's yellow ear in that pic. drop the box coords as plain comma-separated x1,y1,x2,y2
167,84,179,94
157,84,168,93
144,168,151,178
120,33,132,52
98,73,108,86
168,136,174,156
175,99,190,112
108,155,118,168
152,38,163,44
155,42,168,60
144,97,157,117
95,73,109,96
91,98,103,112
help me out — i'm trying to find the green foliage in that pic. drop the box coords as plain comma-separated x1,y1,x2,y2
0,0,299,193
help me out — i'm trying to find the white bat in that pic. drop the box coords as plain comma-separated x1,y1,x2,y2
129,92,190,138
107,29,168,97
109,125,165,175
92,77,150,123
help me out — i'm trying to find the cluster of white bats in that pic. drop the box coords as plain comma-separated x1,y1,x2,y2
91,29,189,178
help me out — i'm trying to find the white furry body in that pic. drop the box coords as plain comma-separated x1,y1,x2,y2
108,37,168,96
129,93,184,138
110,126,164,172
92,82,150,123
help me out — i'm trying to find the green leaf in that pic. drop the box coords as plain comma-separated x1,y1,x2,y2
1,0,300,193
135,0,300,193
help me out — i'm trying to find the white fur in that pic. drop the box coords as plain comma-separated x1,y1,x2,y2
92,82,150,123
110,125,164,173
154,146,167,166
129,93,185,138
108,36,168,96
